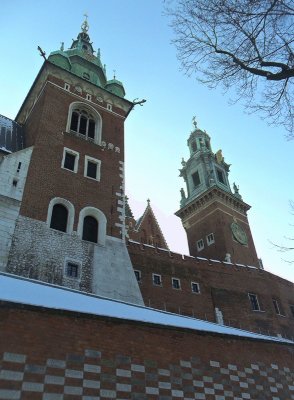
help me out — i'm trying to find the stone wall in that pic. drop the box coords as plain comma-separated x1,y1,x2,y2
0,301,293,400
0,147,32,270
7,216,143,304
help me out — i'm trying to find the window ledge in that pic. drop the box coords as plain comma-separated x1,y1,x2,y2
64,131,99,146
252,310,266,313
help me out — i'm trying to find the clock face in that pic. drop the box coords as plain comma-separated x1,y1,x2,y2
231,222,248,245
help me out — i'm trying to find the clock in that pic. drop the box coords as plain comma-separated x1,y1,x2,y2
231,222,248,245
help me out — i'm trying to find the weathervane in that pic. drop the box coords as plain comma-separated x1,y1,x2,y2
113,69,116,79
192,116,197,129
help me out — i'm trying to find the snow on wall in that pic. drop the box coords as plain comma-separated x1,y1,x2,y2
0,272,292,344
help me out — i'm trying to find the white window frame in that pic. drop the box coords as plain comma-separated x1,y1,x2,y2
86,93,92,101
46,197,75,234
152,273,162,287
191,282,200,294
248,293,261,311
273,299,283,316
66,101,102,145
172,277,181,290
61,147,79,173
197,239,204,252
107,103,112,111
84,156,101,181
77,206,107,246
64,258,81,280
206,233,215,246
134,270,141,283
64,83,70,91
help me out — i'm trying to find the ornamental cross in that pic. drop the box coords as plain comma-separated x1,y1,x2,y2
192,116,197,128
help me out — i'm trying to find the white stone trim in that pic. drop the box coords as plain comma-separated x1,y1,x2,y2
77,206,107,246
84,155,101,181
66,101,102,145
46,197,75,234
61,147,79,173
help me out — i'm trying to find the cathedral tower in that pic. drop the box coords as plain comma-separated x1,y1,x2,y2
175,119,259,267
1,18,143,304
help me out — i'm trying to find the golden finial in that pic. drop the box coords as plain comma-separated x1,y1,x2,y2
81,13,89,33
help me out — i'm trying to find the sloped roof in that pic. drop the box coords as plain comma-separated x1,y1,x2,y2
135,200,169,249
0,273,292,345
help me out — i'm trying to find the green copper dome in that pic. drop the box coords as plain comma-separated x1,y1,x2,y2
47,16,125,97
105,78,126,98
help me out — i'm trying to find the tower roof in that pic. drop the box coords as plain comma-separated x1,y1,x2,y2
47,16,126,98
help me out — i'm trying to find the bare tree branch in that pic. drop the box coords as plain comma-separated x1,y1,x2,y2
165,0,294,137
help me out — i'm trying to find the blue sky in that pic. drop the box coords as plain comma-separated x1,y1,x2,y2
1,0,293,282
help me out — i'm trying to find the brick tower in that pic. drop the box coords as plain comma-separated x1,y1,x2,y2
175,118,259,267
1,18,143,304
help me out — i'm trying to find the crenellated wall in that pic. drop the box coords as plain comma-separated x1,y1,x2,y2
127,241,294,338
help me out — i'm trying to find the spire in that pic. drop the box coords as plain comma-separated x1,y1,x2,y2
179,117,232,208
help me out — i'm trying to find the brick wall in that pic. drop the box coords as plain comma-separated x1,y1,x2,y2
0,302,293,400
20,81,125,239
128,242,294,338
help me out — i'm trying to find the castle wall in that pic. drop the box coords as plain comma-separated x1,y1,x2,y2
0,300,293,400
7,216,143,304
0,147,32,270
128,241,294,338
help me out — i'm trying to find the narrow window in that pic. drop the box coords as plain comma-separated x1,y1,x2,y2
64,83,70,91
172,278,181,290
191,282,200,294
84,157,101,181
107,103,112,111
64,152,76,171
82,215,98,243
66,261,79,278
191,141,197,152
290,305,294,317
134,270,141,282
248,293,260,311
216,168,225,184
17,162,22,172
86,94,92,101
88,119,95,139
197,239,204,252
273,299,282,315
153,273,162,286
206,233,215,246
87,161,97,179
70,111,79,131
62,148,79,173
192,171,201,187
79,115,87,135
50,204,68,232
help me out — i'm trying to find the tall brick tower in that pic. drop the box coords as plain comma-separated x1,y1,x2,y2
175,118,259,267
1,17,143,304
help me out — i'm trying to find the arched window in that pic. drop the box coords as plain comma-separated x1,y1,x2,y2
50,204,68,232
82,215,98,243
67,102,102,144
77,207,107,246
70,109,96,139
47,197,75,234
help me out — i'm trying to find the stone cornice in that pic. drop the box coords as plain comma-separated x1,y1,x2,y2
175,186,251,221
